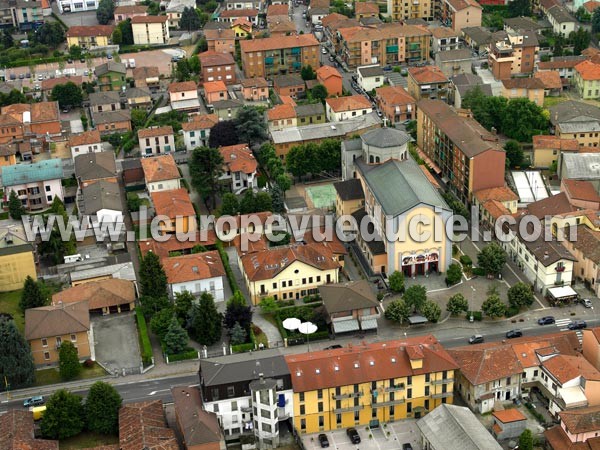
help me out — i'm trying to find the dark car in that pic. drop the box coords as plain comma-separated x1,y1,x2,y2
319,434,329,448
382,65,393,71
67,58,73,63
402,444,413,450
469,334,484,344
538,316,556,325
324,344,342,350
80,57,85,63
568,320,587,330
506,329,523,339
347,428,361,444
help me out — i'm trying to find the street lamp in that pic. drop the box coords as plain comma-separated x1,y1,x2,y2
470,286,476,323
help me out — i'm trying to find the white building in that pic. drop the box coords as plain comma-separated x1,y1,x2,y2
182,114,219,151
58,0,99,13
357,65,385,92
1,159,64,211
325,95,373,122
137,125,175,156
219,143,258,194
140,154,181,193
547,5,577,36
80,180,124,233
68,130,103,161
163,251,226,301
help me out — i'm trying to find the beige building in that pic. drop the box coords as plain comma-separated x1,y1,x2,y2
501,77,545,106
440,0,482,32
532,135,579,168
131,15,170,45
0,228,36,292
66,25,114,49
549,100,600,149
138,126,175,156
387,0,434,21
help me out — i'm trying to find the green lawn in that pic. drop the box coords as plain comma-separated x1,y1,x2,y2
59,432,118,450
34,362,108,387
543,96,569,109
0,289,24,333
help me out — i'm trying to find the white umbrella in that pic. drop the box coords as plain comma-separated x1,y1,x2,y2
282,317,301,331
298,321,318,352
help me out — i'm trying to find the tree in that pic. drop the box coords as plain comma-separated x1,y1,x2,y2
259,296,279,314
174,291,194,323
508,282,535,309
447,293,469,315
117,18,134,45
504,140,524,168
553,33,565,57
19,276,46,311
224,292,252,332
139,252,168,298
477,242,507,276
571,27,591,55
8,190,25,220
388,270,405,293
112,26,123,44
576,6,592,22
139,295,170,318
421,300,441,323
41,389,85,439
481,294,506,318
189,55,201,74
2,28,13,48
311,84,328,102
508,0,531,17
519,429,534,450
301,65,316,80
188,292,222,345
69,45,82,59
0,317,34,390
131,108,147,129
59,341,82,381
208,120,239,148
175,59,191,81
189,146,225,210
239,189,256,214
271,184,285,213
85,381,122,435
255,192,273,212
52,82,83,109
403,284,427,313
150,308,175,341
34,22,65,47
164,316,189,354
96,0,115,24
502,98,548,143
445,263,462,286
593,8,600,33
384,298,411,324
180,6,201,31
221,193,240,216
230,321,247,345
235,106,268,146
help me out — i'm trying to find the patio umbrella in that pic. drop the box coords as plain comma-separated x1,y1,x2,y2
298,321,318,352
282,317,301,332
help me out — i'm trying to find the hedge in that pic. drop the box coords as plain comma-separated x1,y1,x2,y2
459,255,472,267
303,295,322,304
135,308,153,366
287,330,330,346
525,402,546,425
472,267,486,276
216,241,239,292
166,348,198,363
467,311,483,321
232,326,257,353
505,306,520,318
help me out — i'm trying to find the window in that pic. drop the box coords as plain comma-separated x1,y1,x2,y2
231,401,238,411
425,386,429,396
44,351,50,360
70,334,76,342
41,338,47,347
425,374,430,383
317,389,322,399
261,408,271,418
300,405,305,415
407,388,412,398
56,336,62,346
300,419,306,430
262,423,272,433
424,399,429,410
318,402,323,412
227,386,235,397
299,392,305,402
319,415,324,427
45,185,51,192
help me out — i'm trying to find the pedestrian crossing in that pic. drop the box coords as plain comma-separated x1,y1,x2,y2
555,318,583,342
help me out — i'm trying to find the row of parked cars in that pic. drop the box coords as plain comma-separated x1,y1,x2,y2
317,429,413,449
469,317,589,344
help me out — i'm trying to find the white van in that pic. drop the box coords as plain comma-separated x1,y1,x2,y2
129,58,136,68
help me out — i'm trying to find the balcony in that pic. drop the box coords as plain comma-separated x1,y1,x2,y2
373,398,406,407
333,405,364,413
555,265,565,272
431,392,452,399
332,391,363,400
384,384,405,392
432,378,454,385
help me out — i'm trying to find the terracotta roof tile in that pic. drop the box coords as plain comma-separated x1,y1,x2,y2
203,80,227,94
316,65,342,81
339,23,430,43
584,1,600,12
198,50,235,67
168,80,197,93
115,4,148,14
409,65,448,84
502,77,545,90
562,179,600,202
326,95,372,112
69,130,102,148
280,95,297,106
171,386,223,446
52,279,135,310
139,231,217,259
204,28,236,40
533,135,579,151
538,56,586,70
220,8,258,17
448,344,522,385
543,354,600,384
474,186,518,203
241,77,268,88
67,25,114,37
41,76,83,91
446,0,482,10
355,2,379,15
232,17,253,31
25,301,89,340
431,27,461,38
267,104,297,121
220,143,258,174
526,191,577,219
560,405,600,435
0,410,59,450
241,34,319,52
119,401,178,450
267,4,289,16
133,66,160,79
181,113,219,131
375,85,415,105
534,70,563,89
138,125,174,139
3,102,59,124
151,188,195,218
131,15,167,23
511,332,580,368
141,154,180,183
576,60,600,81
493,409,526,423
163,251,225,284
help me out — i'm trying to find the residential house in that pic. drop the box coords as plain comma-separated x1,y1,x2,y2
295,103,326,126
171,386,225,450
114,4,147,22
308,6,329,24
168,80,201,112
472,186,519,228
241,77,269,101
138,126,175,156
182,113,219,150
434,48,473,78
126,87,152,109
267,104,297,131
501,77,545,106
431,27,462,53
89,91,124,113
204,80,229,105
417,404,503,450
491,409,527,440
449,73,492,108
205,28,236,54
66,25,114,49
141,154,181,192
215,211,273,241
133,66,160,90
94,61,127,92
81,181,124,232
537,55,586,83
25,301,91,365
407,66,450,101
325,95,373,121
199,51,237,84
357,65,385,91
488,30,539,79
1,159,63,210
547,5,577,36
2,101,61,137
534,70,563,97
439,0,482,32
217,8,259,25
375,85,415,124
504,16,547,35
74,151,117,188
58,0,97,12
267,3,288,18
213,98,244,121
240,34,320,78
0,143,18,166
273,74,305,98
545,406,600,450
574,59,600,100
119,401,179,450
52,279,135,315
131,15,170,45
417,99,506,205
355,1,379,19
316,65,342,96
319,280,380,335
41,75,83,98
163,251,225,300
0,227,36,292
461,26,492,54
268,18,296,37
93,110,132,135
0,114,23,144
549,100,600,148
230,17,253,37
286,336,458,432
68,129,103,160
219,143,258,193
334,178,365,225
151,188,197,234
164,0,197,28
532,135,579,168
0,410,58,449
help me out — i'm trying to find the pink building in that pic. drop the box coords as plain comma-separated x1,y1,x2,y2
114,5,148,23
2,159,64,211
203,80,228,105
241,77,269,101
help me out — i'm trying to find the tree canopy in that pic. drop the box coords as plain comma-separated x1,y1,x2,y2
388,271,405,293
286,140,341,177
96,0,115,24
52,82,83,109
189,146,225,210
384,298,410,324
0,317,34,390
34,22,65,47
477,242,507,276
188,292,222,345
508,282,535,309
20,276,47,311
180,6,202,31
85,381,122,435
59,341,82,381
208,120,239,148
235,106,268,147
164,315,189,354
481,294,506,318
139,252,168,298
41,389,85,439
446,293,468,315
403,284,427,313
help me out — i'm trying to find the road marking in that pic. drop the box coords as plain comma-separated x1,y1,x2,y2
149,389,170,396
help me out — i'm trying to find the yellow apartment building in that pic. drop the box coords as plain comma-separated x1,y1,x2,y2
0,228,36,292
66,25,114,49
285,336,458,433
574,60,600,100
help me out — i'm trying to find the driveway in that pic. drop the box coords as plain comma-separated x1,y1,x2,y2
92,312,142,375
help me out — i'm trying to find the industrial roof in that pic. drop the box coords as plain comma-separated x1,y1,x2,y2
1,159,63,186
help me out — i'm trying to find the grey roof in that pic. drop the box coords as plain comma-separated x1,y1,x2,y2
309,6,329,14
560,153,600,180
450,73,483,85
504,16,546,32
213,99,244,109
69,262,136,282
405,18,428,26
355,157,449,216
359,16,382,26
126,87,151,99
121,158,142,170
549,100,600,125
357,65,384,78
199,349,289,387
333,178,364,201
456,83,493,97
294,102,325,117
75,151,117,181
319,280,379,313
93,109,131,124
273,73,304,88
436,48,473,62
89,91,121,106
361,127,410,148
82,180,123,214
547,5,575,23
351,208,385,254
417,404,503,450
95,61,127,76
461,26,492,45
341,138,363,153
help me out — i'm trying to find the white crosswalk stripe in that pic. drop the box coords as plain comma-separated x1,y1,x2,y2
554,318,584,343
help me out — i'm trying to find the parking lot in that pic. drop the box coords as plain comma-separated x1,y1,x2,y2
302,420,421,450
92,312,141,375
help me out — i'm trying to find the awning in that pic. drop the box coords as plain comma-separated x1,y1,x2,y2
333,319,360,334
360,318,378,330
416,148,442,174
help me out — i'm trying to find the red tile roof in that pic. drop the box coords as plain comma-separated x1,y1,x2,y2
267,104,297,121
240,34,319,53
151,188,196,218
67,25,114,37
326,95,372,112
115,5,148,14
375,85,415,105
492,409,527,424
203,80,227,94
533,135,579,151
355,1,379,15
168,80,197,93
543,354,600,384
409,65,448,84
220,143,258,174
562,179,600,202
316,65,342,81
141,154,180,183
138,231,217,259
181,113,219,131
52,279,135,310
560,405,600,435
576,60,600,81
267,4,289,16
583,1,600,13
41,76,83,91
534,70,563,90
131,15,167,23
138,125,174,139
119,401,178,450
0,410,59,450
198,50,235,67
474,186,519,203
69,130,102,148
163,251,225,284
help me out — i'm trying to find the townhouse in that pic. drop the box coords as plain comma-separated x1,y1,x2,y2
131,15,170,45
407,66,450,101
141,153,181,192
2,101,61,138
533,70,563,97
295,103,326,126
267,104,297,132
168,80,201,113
89,91,124,113
241,77,269,101
204,81,229,105
537,55,586,84
182,113,219,150
199,51,237,84
68,129,103,160
133,66,160,90
472,186,518,228
93,110,132,135
126,87,152,109
325,95,372,122
316,65,342,96
574,59,600,100
1,159,63,211
66,25,113,49
205,27,236,54
138,126,175,156
501,77,545,106
163,251,226,300
273,74,305,98
95,61,127,92
549,100,600,148
151,188,197,234
532,135,579,169
431,27,461,53
219,143,258,194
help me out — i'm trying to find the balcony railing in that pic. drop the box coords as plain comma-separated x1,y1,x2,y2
333,405,364,413
384,384,405,392
555,265,565,272
373,398,406,407
431,392,452,399
431,378,454,385
332,391,363,400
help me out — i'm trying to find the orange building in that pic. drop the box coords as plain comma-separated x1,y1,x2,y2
204,80,228,104
375,85,416,124
316,65,343,96
151,188,197,234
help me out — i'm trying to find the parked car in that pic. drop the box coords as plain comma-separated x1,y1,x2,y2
538,316,556,325
568,320,587,330
506,329,523,339
402,444,413,450
321,47,327,54
18,73,24,79
67,58,73,63
319,434,329,448
582,298,593,308
107,54,113,59
324,344,342,350
80,57,85,63
382,65,393,71
328,55,335,62
347,428,361,444
23,396,44,407
37,74,43,81
469,334,484,344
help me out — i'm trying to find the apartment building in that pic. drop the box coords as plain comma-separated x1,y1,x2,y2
131,15,170,45
240,34,320,79
137,125,175,156
417,99,506,205
574,60,600,100
439,0,482,32
1,158,63,211
488,30,538,80
285,336,458,433
204,27,236,54
387,0,434,21
407,66,450,102
66,25,113,49
549,100,600,148
375,86,415,124
431,27,461,53
199,51,237,84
